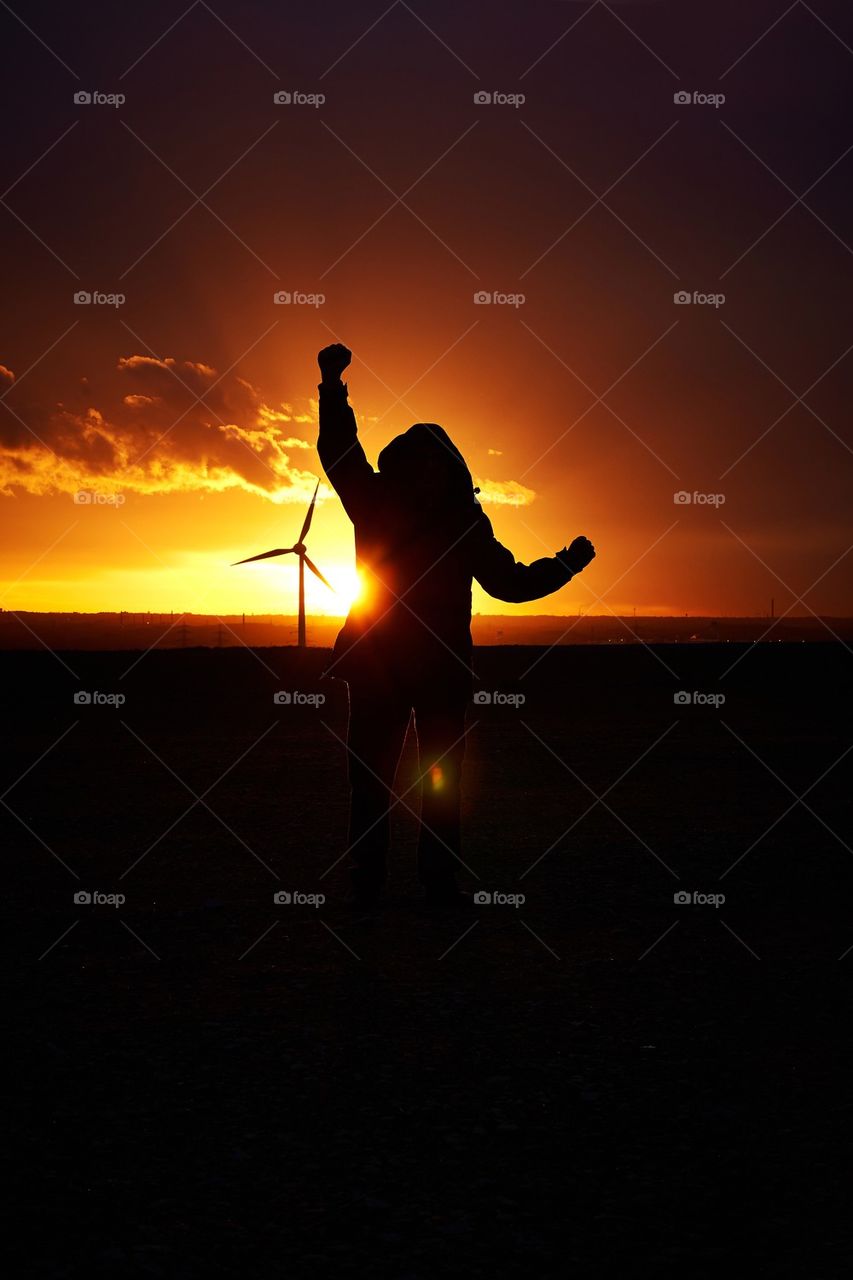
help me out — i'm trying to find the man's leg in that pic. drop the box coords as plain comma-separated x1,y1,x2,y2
345,682,411,901
413,691,469,897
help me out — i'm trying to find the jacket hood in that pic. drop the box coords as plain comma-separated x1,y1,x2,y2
377,423,477,498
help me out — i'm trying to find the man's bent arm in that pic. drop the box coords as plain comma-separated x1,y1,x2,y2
471,510,574,604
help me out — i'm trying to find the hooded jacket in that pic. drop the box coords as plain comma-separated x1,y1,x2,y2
318,380,574,692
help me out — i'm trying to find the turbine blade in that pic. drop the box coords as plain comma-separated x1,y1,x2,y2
298,479,320,543
232,547,293,565
303,554,334,591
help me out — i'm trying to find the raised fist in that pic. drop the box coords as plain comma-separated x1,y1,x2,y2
318,343,352,380
561,536,596,574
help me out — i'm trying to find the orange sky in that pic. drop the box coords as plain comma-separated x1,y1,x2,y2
1,0,851,619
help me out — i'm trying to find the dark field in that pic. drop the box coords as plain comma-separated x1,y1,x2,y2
7,643,853,1276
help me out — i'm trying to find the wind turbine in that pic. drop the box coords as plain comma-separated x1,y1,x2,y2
232,479,333,648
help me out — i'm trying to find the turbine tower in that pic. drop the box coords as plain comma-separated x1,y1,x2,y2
232,480,333,648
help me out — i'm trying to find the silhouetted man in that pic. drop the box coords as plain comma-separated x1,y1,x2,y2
317,343,595,907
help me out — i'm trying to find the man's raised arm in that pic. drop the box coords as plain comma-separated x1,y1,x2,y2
317,343,376,523
472,508,596,603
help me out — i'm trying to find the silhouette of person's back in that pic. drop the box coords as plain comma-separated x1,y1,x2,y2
317,343,595,906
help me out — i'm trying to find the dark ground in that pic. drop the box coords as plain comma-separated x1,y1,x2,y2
6,641,853,1276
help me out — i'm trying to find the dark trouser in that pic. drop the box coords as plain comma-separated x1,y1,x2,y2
345,680,469,895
